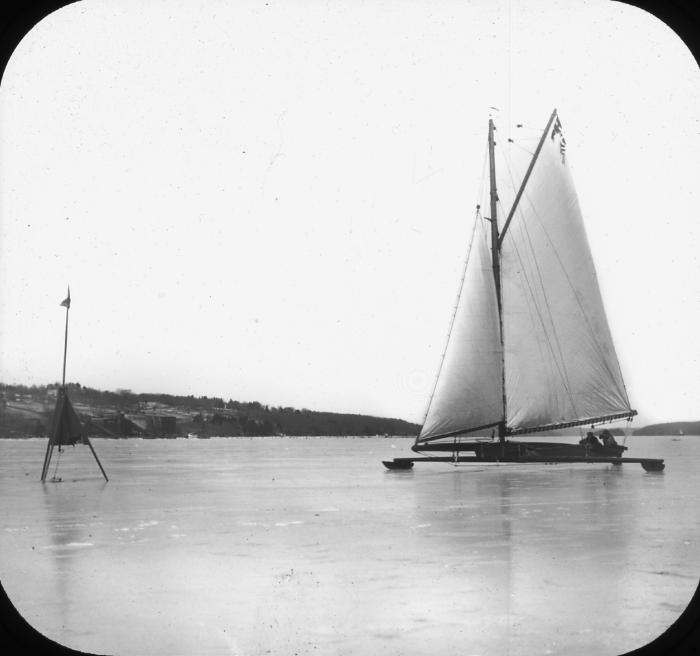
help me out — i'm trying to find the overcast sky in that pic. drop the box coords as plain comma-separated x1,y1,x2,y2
0,0,698,426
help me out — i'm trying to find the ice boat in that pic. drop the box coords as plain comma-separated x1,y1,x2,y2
384,110,663,472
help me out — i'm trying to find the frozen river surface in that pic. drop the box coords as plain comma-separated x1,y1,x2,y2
1,435,698,655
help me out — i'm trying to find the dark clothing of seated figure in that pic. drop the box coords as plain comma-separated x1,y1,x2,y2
599,430,618,447
579,432,602,449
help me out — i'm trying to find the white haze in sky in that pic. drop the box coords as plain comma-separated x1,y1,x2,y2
1,0,698,426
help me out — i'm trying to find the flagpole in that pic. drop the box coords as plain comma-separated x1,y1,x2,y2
61,294,69,388
43,286,70,481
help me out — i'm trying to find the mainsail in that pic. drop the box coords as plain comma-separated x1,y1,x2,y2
417,110,634,444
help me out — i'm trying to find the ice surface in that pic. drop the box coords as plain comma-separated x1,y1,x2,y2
0,435,698,655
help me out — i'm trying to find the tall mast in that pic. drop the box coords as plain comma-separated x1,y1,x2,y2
488,118,507,442
488,119,500,306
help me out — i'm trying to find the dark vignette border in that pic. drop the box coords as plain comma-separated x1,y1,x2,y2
0,1,698,655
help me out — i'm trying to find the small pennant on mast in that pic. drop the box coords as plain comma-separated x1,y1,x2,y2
550,117,566,163
60,286,71,309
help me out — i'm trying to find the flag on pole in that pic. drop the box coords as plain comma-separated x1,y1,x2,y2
60,286,71,309
550,116,563,140
550,117,566,164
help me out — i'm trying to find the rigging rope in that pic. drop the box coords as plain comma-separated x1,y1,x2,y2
509,141,535,157
52,446,62,481
622,417,632,446
476,135,489,209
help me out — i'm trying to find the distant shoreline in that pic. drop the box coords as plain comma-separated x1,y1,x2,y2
0,434,418,440
0,382,421,439
1,382,697,439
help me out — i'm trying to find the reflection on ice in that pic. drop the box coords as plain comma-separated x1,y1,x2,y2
0,436,697,656
42,542,94,549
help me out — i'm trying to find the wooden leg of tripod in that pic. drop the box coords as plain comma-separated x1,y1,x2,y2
86,439,108,482
40,441,54,482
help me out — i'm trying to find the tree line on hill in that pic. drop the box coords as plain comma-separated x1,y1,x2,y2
2,383,696,439
0,383,421,438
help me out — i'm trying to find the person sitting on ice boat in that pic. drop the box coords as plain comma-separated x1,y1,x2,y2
579,431,602,450
599,429,618,447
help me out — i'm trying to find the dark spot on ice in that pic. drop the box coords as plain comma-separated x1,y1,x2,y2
652,570,696,579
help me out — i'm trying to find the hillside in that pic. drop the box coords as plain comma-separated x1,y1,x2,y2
3,383,693,440
0,383,420,439
633,421,700,436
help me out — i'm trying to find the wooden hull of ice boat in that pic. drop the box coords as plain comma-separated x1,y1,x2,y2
412,440,627,459
380,440,665,471
382,459,414,470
